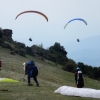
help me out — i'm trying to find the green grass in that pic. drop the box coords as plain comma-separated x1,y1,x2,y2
0,46,100,100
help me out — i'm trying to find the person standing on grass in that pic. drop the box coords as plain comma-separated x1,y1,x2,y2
25,61,39,86
74,67,84,88
0,60,2,70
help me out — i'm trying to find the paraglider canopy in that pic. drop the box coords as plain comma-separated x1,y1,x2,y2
64,18,87,29
15,10,48,42
15,10,48,22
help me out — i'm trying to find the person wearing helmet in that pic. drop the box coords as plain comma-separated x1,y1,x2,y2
74,67,84,88
25,61,39,86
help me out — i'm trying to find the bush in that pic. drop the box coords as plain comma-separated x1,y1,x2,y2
14,49,26,57
18,50,26,57
1,43,13,50
10,51,15,55
62,59,77,73
3,36,13,42
0,39,4,45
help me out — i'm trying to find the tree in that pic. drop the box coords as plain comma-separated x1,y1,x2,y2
14,41,26,49
0,27,4,45
26,46,34,56
0,27,3,38
48,42,68,65
62,59,77,72
49,42,67,56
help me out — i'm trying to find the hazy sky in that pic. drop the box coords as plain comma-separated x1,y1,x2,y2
0,0,100,49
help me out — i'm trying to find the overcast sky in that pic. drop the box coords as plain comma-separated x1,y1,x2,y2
0,0,100,49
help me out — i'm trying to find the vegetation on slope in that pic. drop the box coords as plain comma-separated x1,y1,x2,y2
0,47,100,100
0,28,100,81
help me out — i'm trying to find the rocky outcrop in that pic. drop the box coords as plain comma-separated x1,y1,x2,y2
2,29,13,38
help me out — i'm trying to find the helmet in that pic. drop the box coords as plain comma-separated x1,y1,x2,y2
28,61,35,65
76,67,80,71
31,61,35,65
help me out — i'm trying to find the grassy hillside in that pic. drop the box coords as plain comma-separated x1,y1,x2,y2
0,46,100,100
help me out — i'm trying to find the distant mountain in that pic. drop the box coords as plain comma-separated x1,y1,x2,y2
65,35,100,67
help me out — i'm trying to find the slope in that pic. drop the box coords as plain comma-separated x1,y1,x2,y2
0,46,100,100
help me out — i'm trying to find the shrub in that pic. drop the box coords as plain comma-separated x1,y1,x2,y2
1,43,13,50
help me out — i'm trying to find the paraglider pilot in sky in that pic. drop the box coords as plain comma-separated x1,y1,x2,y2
15,10,48,42
77,39,80,42
29,38,32,41
74,67,84,88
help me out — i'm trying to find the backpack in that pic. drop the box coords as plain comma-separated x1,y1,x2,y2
32,66,38,76
77,71,84,87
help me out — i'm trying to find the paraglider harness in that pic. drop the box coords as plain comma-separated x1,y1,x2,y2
25,61,38,77
77,39,80,42
29,38,32,41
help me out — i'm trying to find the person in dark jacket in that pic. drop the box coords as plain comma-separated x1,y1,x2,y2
0,60,2,70
25,61,39,86
74,67,84,88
